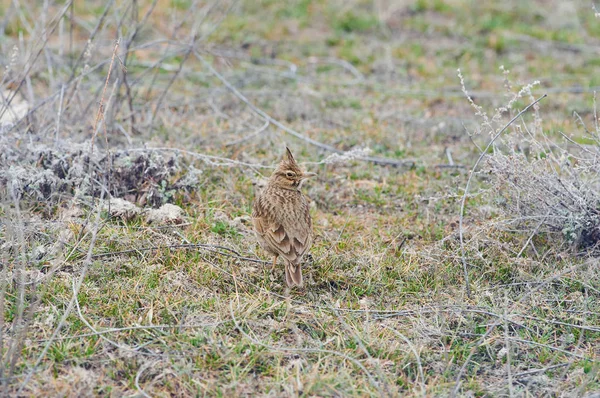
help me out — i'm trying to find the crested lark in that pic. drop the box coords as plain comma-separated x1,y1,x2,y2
252,147,316,287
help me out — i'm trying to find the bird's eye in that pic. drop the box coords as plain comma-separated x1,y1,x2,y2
286,171,296,178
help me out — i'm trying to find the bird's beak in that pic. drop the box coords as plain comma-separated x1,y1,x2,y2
302,172,317,179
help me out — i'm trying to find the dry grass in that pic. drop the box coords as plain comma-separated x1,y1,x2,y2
1,0,599,396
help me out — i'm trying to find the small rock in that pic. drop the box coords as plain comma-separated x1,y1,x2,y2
32,245,47,260
0,89,29,127
212,210,229,224
103,198,141,220
232,215,251,231
145,203,184,224
497,347,507,359
59,205,84,222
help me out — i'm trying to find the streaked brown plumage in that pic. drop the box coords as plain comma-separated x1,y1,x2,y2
252,147,316,287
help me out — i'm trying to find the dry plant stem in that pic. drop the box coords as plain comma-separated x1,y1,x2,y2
0,4,15,36
140,0,219,107
3,179,43,385
0,181,27,390
0,1,71,121
228,300,381,395
135,361,155,398
377,306,533,332
35,321,226,343
123,147,271,169
16,195,104,394
503,296,514,398
333,309,389,395
557,129,598,156
194,51,413,167
450,259,592,397
0,231,7,387
150,2,211,134
506,336,588,360
519,313,600,333
90,39,120,152
514,363,569,378
458,94,547,298
63,38,173,126
68,0,73,70
225,119,270,147
382,325,426,396
5,58,108,134
516,211,549,257
73,277,150,353
53,84,65,147
8,284,40,383
65,0,114,84
127,43,189,86
15,38,119,397
114,0,158,133
102,78,120,214
142,10,193,102
90,242,270,265
6,183,27,372
149,47,193,131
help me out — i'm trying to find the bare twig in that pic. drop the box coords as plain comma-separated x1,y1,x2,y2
53,84,65,147
450,259,594,397
0,1,72,122
134,360,155,398
225,119,270,147
194,51,414,167
90,242,270,265
228,300,381,394
64,0,114,84
516,211,549,258
503,295,514,398
36,321,226,342
458,94,547,298
514,363,569,378
383,325,426,396
90,39,120,152
17,192,104,394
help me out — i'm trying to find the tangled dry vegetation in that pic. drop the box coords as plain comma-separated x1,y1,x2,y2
1,0,600,396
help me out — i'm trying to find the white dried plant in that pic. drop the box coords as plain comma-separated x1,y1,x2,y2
461,67,600,252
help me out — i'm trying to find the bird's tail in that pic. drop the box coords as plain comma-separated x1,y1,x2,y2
285,262,303,287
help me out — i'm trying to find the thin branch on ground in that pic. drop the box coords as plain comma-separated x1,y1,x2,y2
228,300,382,394
194,50,414,168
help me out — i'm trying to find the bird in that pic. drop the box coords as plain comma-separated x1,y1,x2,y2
252,147,316,287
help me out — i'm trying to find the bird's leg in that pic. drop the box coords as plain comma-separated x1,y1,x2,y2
271,255,278,271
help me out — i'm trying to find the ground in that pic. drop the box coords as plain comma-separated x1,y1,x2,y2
0,0,599,396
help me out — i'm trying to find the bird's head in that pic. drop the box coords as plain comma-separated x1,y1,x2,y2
269,147,316,190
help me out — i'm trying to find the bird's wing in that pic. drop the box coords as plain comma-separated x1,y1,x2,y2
252,194,311,264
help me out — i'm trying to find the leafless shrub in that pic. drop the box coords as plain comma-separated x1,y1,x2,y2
485,131,600,251
460,67,600,255
355,71,600,395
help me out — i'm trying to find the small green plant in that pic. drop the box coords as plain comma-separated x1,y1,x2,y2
334,11,379,33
